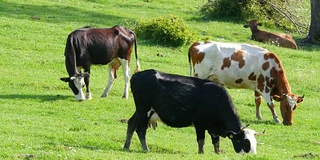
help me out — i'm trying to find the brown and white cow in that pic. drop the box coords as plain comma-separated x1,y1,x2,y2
60,25,140,101
188,41,304,125
243,20,298,49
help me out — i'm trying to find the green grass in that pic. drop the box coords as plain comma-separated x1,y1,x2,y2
0,0,319,159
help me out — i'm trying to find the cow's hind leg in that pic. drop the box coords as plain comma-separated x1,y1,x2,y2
124,112,139,150
123,112,149,152
101,64,116,98
136,113,149,151
119,58,130,99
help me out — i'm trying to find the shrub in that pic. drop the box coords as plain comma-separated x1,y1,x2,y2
134,16,197,47
200,0,309,34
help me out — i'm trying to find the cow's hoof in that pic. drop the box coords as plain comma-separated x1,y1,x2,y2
275,119,281,124
215,149,225,154
86,96,92,100
256,115,263,120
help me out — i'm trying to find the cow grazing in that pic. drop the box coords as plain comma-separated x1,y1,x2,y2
123,69,262,154
60,25,140,101
188,41,304,125
243,20,298,49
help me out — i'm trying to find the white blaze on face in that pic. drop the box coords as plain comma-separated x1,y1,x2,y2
286,95,298,110
243,128,258,154
71,76,86,101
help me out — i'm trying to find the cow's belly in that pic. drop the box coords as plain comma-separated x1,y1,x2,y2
207,72,257,90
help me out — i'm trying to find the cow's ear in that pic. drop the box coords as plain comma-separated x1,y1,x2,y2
254,129,265,136
83,72,90,77
257,23,262,26
241,124,250,130
243,24,249,28
272,95,282,102
297,95,304,103
226,131,236,139
60,77,71,82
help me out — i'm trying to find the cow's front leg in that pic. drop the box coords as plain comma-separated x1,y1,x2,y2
209,132,221,154
101,65,115,98
195,126,206,154
119,58,130,99
254,91,262,120
262,93,281,123
267,102,281,123
84,73,92,100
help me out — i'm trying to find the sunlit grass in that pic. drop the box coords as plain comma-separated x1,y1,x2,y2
0,0,319,159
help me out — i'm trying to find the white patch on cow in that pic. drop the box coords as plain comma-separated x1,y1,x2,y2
242,128,258,154
155,71,164,80
193,41,282,97
147,108,161,130
119,58,130,99
101,59,119,98
86,92,92,100
101,58,130,99
286,95,298,110
72,76,86,101
194,42,269,90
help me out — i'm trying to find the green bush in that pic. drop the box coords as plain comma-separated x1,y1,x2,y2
200,0,248,20
200,0,309,34
134,16,197,47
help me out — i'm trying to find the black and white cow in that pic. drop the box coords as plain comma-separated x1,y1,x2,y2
123,69,262,154
60,25,140,101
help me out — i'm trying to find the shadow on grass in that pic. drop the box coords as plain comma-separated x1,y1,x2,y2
0,1,135,27
121,144,188,155
0,94,71,102
241,118,279,126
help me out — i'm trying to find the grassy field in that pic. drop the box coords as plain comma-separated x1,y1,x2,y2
0,0,319,159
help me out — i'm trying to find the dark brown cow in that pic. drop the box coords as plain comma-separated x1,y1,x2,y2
60,25,140,101
188,41,304,125
243,20,298,49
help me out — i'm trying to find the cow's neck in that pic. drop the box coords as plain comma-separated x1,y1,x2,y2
275,68,292,95
225,109,242,132
251,27,260,35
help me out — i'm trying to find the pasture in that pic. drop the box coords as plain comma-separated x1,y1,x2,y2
0,0,319,159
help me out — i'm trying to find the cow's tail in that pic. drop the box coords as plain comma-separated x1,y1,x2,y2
132,31,141,73
66,33,79,76
188,49,193,77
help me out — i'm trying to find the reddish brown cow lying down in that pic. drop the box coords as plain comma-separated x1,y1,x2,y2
243,20,298,49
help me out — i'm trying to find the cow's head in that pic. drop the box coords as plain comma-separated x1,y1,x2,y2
243,19,262,29
60,72,89,101
272,94,304,125
227,126,264,154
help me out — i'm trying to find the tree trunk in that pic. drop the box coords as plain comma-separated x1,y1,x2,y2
306,0,320,43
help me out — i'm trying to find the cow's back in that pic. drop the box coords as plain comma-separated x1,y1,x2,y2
130,69,238,127
67,26,135,65
192,42,273,90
